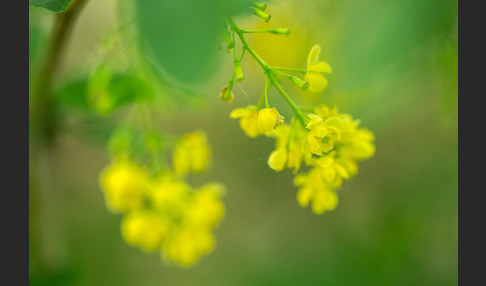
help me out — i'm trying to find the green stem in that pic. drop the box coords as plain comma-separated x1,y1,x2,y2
269,72,306,125
273,66,306,74
228,18,270,71
240,29,275,33
263,73,271,108
257,93,266,109
286,117,297,150
229,18,306,123
31,0,89,144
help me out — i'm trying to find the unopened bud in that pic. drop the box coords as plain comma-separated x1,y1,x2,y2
234,62,245,82
252,2,267,11
220,85,234,102
289,75,309,90
269,28,291,35
252,9,271,22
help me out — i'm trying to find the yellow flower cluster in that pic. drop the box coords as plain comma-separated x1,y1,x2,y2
99,132,225,267
231,104,375,215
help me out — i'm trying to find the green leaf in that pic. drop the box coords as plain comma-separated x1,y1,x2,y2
56,70,153,115
29,0,72,12
56,77,91,111
133,0,252,84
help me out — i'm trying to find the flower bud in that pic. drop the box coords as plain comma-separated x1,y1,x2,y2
252,8,271,22
234,62,245,82
269,28,291,35
257,107,283,132
220,85,234,102
252,2,267,11
289,75,309,90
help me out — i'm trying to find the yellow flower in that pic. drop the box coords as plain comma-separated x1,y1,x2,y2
267,123,307,173
121,210,167,252
229,105,260,138
304,45,332,93
305,114,343,155
173,131,211,178
99,160,149,213
338,128,376,161
163,227,215,267
314,152,358,188
186,182,226,228
149,172,191,216
294,168,338,215
257,107,284,132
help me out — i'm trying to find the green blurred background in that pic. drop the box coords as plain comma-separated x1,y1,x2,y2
29,0,458,285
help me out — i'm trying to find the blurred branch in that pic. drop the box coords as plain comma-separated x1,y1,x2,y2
31,0,89,146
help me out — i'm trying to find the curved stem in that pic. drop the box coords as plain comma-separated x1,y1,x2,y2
229,18,306,124
228,18,270,71
269,72,306,125
273,66,306,74
31,0,89,144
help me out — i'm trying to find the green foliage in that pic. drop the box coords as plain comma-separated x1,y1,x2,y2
29,0,72,12
108,126,136,157
133,0,253,84
29,27,46,67
56,77,91,111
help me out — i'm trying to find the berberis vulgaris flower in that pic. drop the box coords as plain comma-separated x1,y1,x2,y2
100,159,149,213
304,44,332,93
229,105,261,138
222,4,374,216
99,130,225,267
257,107,284,132
268,104,375,215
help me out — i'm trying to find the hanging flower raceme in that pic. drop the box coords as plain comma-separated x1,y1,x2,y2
99,130,225,267
219,5,374,216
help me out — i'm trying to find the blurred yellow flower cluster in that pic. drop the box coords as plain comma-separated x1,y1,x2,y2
99,131,225,267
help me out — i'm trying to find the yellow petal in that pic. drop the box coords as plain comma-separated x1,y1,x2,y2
311,189,338,214
304,72,328,93
239,112,260,138
230,106,256,118
267,148,287,172
307,134,322,156
297,187,314,207
309,61,332,74
307,44,322,68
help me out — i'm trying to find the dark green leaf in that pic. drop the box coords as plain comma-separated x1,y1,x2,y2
133,0,252,84
56,77,91,111
29,0,72,12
